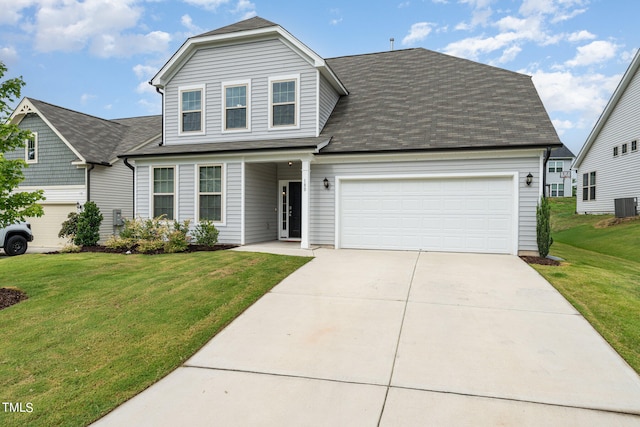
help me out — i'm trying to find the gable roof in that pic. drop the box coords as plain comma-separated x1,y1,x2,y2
574,49,640,169
320,48,561,154
550,144,575,159
150,16,347,95
10,98,161,165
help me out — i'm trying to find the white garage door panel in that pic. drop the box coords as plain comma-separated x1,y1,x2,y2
339,176,515,254
28,204,77,248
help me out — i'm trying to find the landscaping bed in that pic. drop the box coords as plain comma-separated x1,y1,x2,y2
520,256,560,266
0,288,28,310
60,243,238,255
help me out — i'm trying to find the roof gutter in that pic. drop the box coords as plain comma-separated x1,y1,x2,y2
542,147,552,197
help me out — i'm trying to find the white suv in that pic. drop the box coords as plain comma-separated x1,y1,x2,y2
0,223,34,256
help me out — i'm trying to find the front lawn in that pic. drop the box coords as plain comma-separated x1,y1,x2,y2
530,198,640,374
0,251,311,427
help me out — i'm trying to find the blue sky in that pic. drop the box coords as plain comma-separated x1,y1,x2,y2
1,0,638,155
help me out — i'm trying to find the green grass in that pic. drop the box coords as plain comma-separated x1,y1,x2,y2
530,197,640,373
0,251,311,427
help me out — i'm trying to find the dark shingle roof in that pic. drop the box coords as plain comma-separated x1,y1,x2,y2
320,48,561,153
550,144,575,159
196,17,278,38
28,98,161,164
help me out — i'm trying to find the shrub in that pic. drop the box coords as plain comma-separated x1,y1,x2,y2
60,243,81,253
108,217,192,254
75,201,103,246
58,211,79,243
164,220,191,253
137,239,165,254
536,196,553,258
105,235,137,251
193,220,219,247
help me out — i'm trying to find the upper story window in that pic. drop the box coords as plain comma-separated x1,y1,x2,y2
269,75,299,129
548,160,563,173
632,140,638,152
25,132,38,164
582,171,596,201
223,80,251,132
613,146,619,157
622,143,628,154
180,85,205,134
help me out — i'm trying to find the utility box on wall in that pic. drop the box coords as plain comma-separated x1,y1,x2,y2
614,198,638,218
113,209,124,226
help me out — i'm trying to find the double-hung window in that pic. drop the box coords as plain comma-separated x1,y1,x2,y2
632,140,638,152
550,183,564,197
548,161,563,173
199,165,223,222
223,80,250,131
25,132,38,164
582,171,596,201
153,167,175,219
269,75,299,128
622,143,628,154
180,86,204,134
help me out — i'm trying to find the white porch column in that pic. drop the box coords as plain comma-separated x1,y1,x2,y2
301,159,310,249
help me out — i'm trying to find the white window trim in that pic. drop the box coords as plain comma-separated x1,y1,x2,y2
179,84,206,136
550,183,564,197
268,74,300,130
151,166,176,220
195,163,226,226
25,132,38,164
221,79,251,133
548,160,563,173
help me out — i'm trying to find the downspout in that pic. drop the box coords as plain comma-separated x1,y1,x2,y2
542,147,552,197
124,158,135,217
86,164,95,201
156,86,164,146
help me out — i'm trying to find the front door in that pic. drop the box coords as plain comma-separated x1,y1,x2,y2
279,181,302,240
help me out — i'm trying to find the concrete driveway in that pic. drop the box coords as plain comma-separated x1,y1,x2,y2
92,249,640,426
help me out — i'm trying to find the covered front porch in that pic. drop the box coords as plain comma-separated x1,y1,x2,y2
243,158,315,249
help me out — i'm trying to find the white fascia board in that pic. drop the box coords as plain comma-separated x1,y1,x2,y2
9,98,87,164
574,49,640,169
314,147,546,165
150,26,348,95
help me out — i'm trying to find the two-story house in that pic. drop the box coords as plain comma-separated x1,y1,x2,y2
123,17,561,255
574,49,640,215
546,145,575,197
7,98,161,247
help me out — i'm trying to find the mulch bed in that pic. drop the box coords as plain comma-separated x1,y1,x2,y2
520,256,561,266
47,244,238,255
0,288,28,311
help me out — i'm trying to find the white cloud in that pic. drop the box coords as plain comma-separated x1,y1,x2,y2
80,93,96,104
498,45,521,63
183,0,230,11
567,30,596,42
137,97,161,114
0,0,37,25
90,31,171,58
181,14,203,35
564,40,619,68
402,22,435,46
0,46,19,64
233,0,256,19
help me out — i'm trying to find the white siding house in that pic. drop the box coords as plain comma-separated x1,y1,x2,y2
546,145,575,198
575,50,640,215
125,17,561,256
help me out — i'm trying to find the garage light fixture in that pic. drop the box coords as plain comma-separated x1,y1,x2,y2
526,173,533,186
323,177,330,189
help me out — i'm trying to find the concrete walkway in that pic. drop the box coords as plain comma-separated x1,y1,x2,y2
92,249,640,426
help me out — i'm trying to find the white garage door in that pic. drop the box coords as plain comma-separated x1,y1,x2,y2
28,204,77,248
339,176,515,254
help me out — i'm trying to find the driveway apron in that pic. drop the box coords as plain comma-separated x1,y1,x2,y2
92,249,640,426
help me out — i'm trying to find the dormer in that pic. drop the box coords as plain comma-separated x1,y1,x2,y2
150,17,348,146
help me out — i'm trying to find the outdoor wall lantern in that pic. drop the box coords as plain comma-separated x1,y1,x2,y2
288,161,293,167
323,177,330,189
526,173,533,186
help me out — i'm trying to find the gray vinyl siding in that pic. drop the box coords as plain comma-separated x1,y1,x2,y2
136,165,150,218
164,38,317,145
309,156,542,253
318,74,340,132
135,161,242,244
245,163,278,244
8,113,84,186
178,164,195,221
576,66,640,214
546,158,574,197
90,161,134,242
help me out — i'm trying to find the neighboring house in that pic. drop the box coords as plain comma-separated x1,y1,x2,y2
7,98,161,247
123,16,561,255
546,144,575,197
574,50,640,215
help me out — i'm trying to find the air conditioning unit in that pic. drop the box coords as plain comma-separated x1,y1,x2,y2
614,198,638,218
